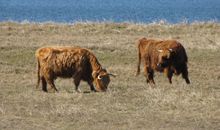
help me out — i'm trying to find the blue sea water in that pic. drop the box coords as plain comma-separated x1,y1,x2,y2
0,0,220,23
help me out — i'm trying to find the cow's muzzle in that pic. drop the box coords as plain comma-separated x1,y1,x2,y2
157,63,164,69
157,63,167,71
157,62,169,68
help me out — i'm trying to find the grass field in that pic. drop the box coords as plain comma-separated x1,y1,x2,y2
0,22,220,130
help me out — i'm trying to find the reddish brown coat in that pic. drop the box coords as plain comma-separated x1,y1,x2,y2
136,38,190,85
36,46,113,92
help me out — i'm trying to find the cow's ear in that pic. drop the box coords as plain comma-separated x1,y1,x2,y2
158,49,163,53
92,71,99,78
108,73,117,77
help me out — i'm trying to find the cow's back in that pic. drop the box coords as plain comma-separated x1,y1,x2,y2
36,47,91,78
139,39,187,70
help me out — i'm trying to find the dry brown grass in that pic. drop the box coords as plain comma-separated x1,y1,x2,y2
0,22,220,130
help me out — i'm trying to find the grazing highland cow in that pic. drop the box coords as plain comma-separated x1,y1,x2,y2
35,47,115,92
136,38,190,85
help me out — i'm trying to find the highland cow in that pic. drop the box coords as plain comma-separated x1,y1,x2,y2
136,38,190,85
35,46,115,92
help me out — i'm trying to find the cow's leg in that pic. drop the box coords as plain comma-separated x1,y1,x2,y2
87,80,96,92
87,81,96,92
36,60,41,89
74,78,81,93
36,74,40,89
168,72,173,84
41,76,47,92
36,78,40,89
144,65,150,83
164,68,173,84
149,70,155,84
136,64,141,76
136,58,141,76
182,64,190,84
136,46,142,76
46,79,58,93
144,65,155,85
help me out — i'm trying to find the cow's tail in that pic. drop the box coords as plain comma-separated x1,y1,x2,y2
184,48,188,63
136,39,141,76
36,57,41,89
180,43,188,63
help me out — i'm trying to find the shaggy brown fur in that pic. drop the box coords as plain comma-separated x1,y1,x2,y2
36,46,113,92
136,38,190,85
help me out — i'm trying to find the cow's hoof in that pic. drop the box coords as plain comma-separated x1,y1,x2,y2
75,89,82,93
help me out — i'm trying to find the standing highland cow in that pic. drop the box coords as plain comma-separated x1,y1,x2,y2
36,46,115,92
136,38,190,85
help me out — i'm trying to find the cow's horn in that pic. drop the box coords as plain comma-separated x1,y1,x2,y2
108,73,116,77
169,49,173,52
98,75,102,80
158,49,163,53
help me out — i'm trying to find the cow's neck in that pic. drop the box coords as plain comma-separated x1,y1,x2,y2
89,54,102,72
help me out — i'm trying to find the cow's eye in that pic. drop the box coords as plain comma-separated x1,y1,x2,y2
162,56,168,60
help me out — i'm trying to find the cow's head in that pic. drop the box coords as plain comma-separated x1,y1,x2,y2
157,48,174,69
92,69,115,92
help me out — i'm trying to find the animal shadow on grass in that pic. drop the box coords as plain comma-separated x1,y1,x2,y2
63,88,92,94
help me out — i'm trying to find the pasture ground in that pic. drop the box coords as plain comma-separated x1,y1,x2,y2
0,22,220,130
